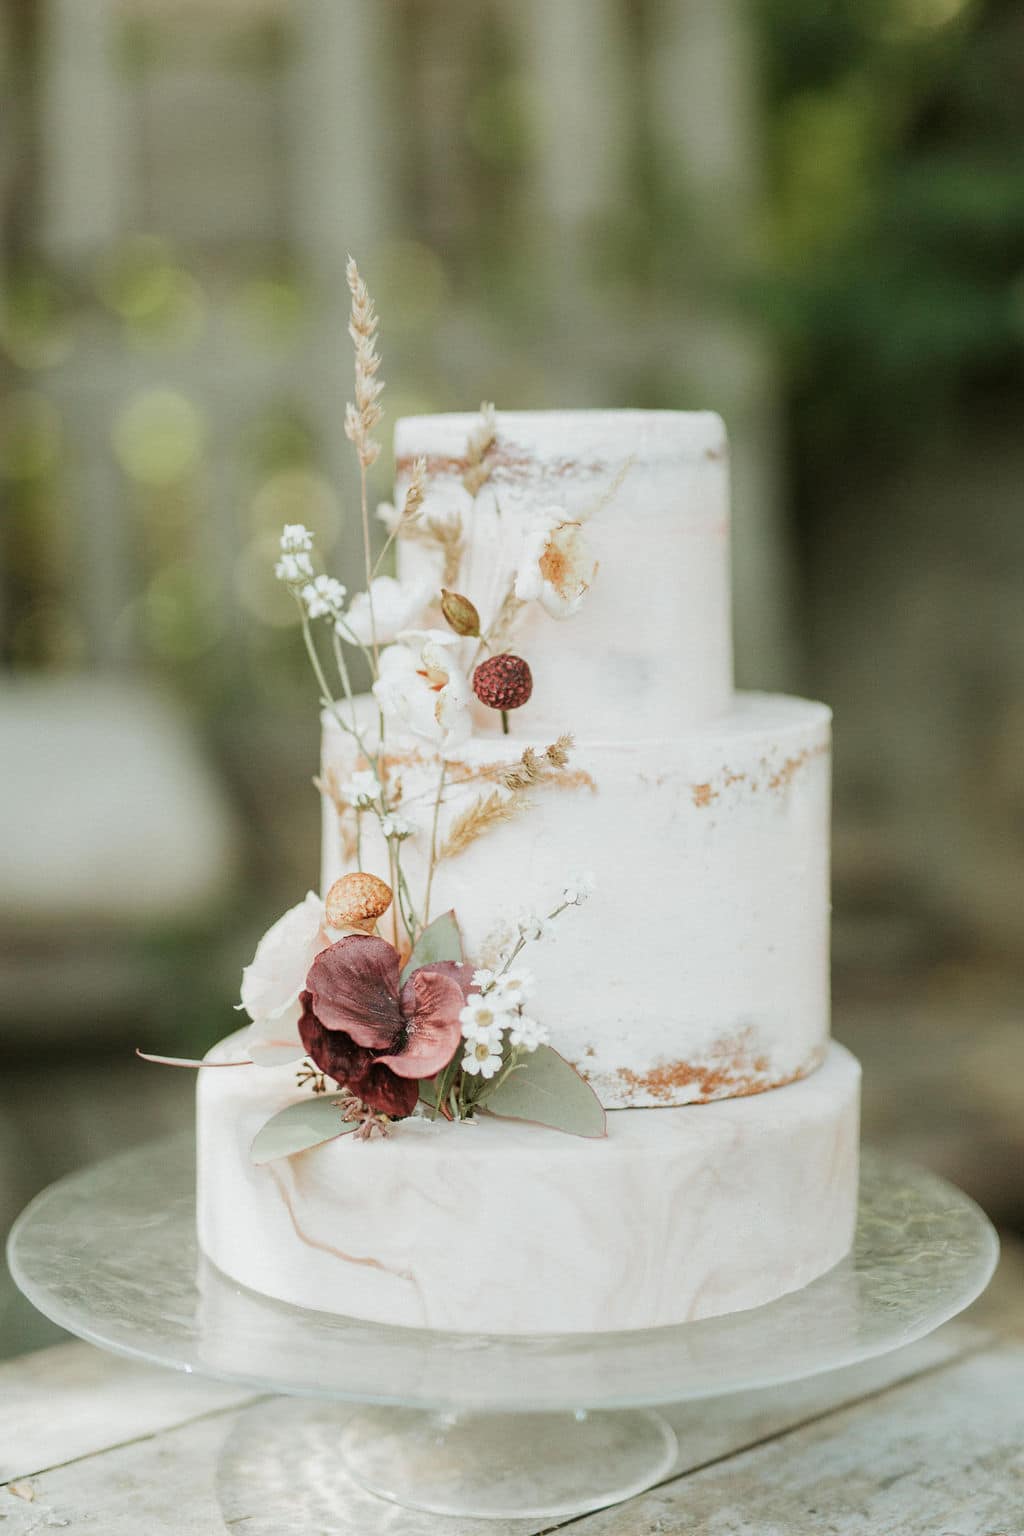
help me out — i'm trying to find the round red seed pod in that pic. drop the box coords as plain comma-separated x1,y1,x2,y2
472,653,533,711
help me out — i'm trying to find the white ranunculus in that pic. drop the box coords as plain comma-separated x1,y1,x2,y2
339,576,434,646
514,508,597,619
239,891,329,1064
372,635,473,754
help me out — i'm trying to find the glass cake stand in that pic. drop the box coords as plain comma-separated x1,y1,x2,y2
7,1134,997,1522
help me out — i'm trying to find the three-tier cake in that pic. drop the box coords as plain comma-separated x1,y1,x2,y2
196,407,860,1334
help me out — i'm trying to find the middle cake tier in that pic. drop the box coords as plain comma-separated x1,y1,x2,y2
321,689,831,1109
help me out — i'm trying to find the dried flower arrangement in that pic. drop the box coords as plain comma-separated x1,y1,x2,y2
141,258,609,1155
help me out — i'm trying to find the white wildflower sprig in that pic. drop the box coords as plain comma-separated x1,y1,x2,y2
497,875,595,978
459,992,514,1043
508,1014,549,1051
280,524,313,553
516,911,552,943
461,1036,504,1079
494,967,532,1008
302,574,347,620
274,524,315,586
446,882,592,1114
340,769,381,809
562,870,595,907
380,813,413,841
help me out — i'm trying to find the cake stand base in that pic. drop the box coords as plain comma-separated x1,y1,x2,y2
339,1404,677,1518
7,1136,999,1523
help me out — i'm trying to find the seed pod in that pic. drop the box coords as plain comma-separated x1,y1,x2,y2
325,872,393,934
472,653,533,711
440,589,481,637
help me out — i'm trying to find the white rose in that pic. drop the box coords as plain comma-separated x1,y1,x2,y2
239,891,329,1064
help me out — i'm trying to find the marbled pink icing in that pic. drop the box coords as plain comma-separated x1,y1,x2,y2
197,1038,860,1333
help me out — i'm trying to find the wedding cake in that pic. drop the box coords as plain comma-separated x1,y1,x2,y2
189,264,859,1335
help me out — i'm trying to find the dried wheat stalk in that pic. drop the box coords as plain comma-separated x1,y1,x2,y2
436,732,582,861
462,401,497,496
503,734,575,791
487,581,526,650
401,456,426,525
437,787,531,861
398,508,464,585
344,257,383,470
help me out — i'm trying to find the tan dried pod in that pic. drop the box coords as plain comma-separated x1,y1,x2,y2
440,589,481,637
325,872,393,934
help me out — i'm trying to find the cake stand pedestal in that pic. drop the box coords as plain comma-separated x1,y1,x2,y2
7,1136,997,1522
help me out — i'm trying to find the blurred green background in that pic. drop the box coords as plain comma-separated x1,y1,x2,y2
1,0,1022,1356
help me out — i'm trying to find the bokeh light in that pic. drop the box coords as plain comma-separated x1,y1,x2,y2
111,389,206,486
0,392,63,481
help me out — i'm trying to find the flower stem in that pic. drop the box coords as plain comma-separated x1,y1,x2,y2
497,900,571,977
330,628,359,735
359,462,379,673
501,710,509,735
387,840,400,947
396,861,420,944
422,758,447,925
295,595,381,770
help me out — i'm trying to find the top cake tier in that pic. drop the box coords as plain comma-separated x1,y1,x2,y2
394,410,733,739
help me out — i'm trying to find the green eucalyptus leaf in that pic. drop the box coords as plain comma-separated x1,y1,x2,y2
484,1046,607,1139
400,910,463,986
417,1078,439,1115
250,1094,357,1165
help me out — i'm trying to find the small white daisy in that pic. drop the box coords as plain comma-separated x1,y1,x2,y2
508,1015,549,1052
471,967,499,993
301,574,347,619
462,1037,503,1078
380,813,413,840
340,769,381,809
275,551,314,584
459,995,512,1041
280,523,314,554
494,967,533,1006
562,870,596,906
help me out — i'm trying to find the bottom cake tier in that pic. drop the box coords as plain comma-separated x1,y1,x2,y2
197,1035,860,1334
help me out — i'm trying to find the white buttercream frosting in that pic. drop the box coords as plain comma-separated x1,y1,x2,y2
195,406,858,1335
394,410,733,739
321,691,832,1108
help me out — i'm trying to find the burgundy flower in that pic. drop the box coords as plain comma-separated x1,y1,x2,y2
298,935,472,1118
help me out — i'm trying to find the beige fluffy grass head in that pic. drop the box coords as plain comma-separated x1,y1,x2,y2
326,872,393,933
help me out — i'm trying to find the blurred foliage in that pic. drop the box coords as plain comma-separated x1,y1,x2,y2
751,0,1024,482
6,0,1019,684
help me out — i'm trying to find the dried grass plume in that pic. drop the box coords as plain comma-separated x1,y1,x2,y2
462,402,497,496
344,256,383,470
437,787,530,862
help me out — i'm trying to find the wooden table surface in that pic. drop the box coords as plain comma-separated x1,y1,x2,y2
2,1241,1022,1535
